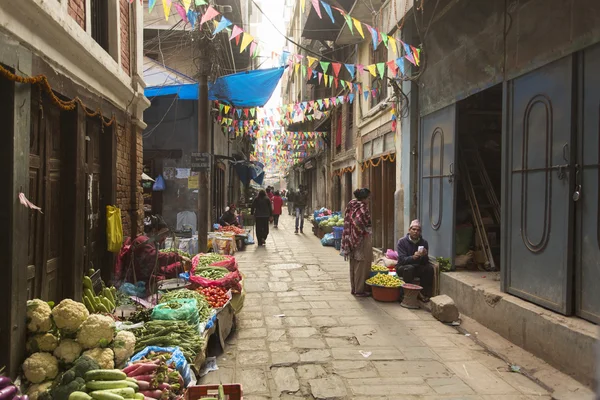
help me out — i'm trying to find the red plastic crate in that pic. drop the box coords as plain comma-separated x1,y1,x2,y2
185,384,243,400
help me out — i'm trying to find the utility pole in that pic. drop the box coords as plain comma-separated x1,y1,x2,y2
197,34,212,252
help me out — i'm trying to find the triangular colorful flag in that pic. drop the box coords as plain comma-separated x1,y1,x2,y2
319,61,330,73
224,105,230,114
307,56,318,67
182,0,191,12
230,25,243,41
367,25,378,49
301,0,305,12
353,18,364,38
376,62,385,79
363,91,369,101
162,0,171,21
389,36,397,55
349,93,355,104
149,0,157,13
213,16,232,35
294,63,300,76
345,64,355,79
405,51,416,66
412,46,421,66
200,6,219,25
250,41,258,56
321,0,335,23
381,34,389,48
366,64,377,77
386,60,398,75
395,58,405,75
311,0,322,18
324,74,329,86
357,64,364,75
195,0,207,4
331,63,342,77
174,3,187,21
344,14,353,34
187,10,198,27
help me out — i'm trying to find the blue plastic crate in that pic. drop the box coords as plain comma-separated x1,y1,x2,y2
332,226,344,239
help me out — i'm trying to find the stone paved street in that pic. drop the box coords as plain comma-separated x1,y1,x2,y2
200,213,554,399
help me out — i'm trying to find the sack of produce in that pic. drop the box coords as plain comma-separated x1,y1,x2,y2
128,346,196,387
189,265,242,292
191,253,238,272
151,298,199,329
321,233,335,246
386,249,398,260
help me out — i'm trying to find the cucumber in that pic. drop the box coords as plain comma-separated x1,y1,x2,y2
86,380,130,391
125,378,138,384
89,392,124,400
85,370,127,382
121,380,139,391
84,288,95,300
101,297,113,312
83,276,93,290
93,296,102,306
69,392,93,400
96,303,110,313
104,288,116,304
133,394,144,400
90,388,134,397
83,296,96,313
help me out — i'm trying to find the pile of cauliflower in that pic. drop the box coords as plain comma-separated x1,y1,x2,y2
23,298,136,399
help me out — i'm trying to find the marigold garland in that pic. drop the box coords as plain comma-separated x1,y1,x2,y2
332,165,355,177
0,64,116,127
360,153,396,172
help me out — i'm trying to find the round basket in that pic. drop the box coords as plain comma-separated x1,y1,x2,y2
367,283,402,302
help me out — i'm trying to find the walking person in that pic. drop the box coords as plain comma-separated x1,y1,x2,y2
251,190,273,246
287,188,295,216
340,188,372,297
294,185,308,234
271,190,283,228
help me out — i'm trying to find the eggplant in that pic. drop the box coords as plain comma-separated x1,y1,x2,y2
20,396,30,400
0,385,17,400
0,378,10,390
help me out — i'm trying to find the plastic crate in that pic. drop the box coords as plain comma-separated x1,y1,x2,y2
332,226,344,239
185,384,243,400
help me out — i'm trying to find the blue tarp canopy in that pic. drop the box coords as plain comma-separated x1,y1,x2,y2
208,67,285,107
144,57,284,107
233,161,265,186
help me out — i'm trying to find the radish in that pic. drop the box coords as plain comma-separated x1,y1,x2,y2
135,380,150,390
129,364,159,377
140,390,162,399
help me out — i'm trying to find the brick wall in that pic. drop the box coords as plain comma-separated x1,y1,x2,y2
116,124,132,236
135,129,144,235
119,0,131,76
68,0,85,29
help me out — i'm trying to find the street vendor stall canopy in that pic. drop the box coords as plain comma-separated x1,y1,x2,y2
232,160,265,186
143,57,285,107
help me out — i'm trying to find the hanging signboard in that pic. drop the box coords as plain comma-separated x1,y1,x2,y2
191,152,211,172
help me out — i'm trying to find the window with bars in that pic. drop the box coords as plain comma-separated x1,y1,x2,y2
370,43,388,107
91,0,109,51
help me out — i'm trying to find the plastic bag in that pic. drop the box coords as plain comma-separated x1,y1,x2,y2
119,282,146,297
106,205,123,253
152,298,199,327
153,175,166,191
191,254,238,272
386,249,398,260
321,233,335,247
129,346,196,387
189,265,242,292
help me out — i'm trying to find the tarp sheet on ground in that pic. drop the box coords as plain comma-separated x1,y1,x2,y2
232,161,265,186
144,58,284,108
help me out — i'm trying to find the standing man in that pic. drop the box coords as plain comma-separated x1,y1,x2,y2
287,188,295,216
294,185,308,234
251,190,273,246
396,219,434,302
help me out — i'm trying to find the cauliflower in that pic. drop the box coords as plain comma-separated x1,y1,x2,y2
27,381,54,400
112,330,136,367
26,333,59,353
76,314,115,349
53,339,82,364
82,348,115,369
52,299,89,334
23,352,59,383
27,299,53,333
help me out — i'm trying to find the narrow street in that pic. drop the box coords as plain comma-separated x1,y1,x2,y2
200,213,552,399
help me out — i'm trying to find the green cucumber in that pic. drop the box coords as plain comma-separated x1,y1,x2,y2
86,380,130,391
101,297,113,312
90,388,134,397
133,394,144,400
84,369,127,382
121,380,139,391
69,392,92,400
84,288,95,300
96,303,110,313
89,392,124,400
83,276,93,290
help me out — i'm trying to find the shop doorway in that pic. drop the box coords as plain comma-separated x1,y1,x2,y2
455,84,503,271
344,171,352,211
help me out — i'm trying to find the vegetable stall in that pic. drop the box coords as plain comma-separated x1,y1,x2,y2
7,250,246,400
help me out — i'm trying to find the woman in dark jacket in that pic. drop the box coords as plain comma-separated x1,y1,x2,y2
251,190,273,246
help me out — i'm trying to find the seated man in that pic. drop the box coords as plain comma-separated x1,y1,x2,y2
396,219,434,302
219,204,241,227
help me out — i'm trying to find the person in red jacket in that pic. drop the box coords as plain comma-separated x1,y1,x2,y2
271,190,284,228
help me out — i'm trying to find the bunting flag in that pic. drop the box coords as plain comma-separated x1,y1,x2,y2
331,63,342,77
321,0,335,23
200,5,219,25
162,0,171,20
411,46,421,66
195,0,207,4
230,25,243,41
381,34,389,48
353,18,364,38
311,0,322,18
367,25,378,49
187,10,198,27
149,0,157,13
182,0,192,12
250,41,258,57
396,58,405,75
307,56,318,67
345,64,355,78
301,0,305,12
386,60,398,76
389,37,397,55
343,14,353,34
213,16,232,35
376,62,385,79
174,3,187,22
366,64,377,77
319,61,330,74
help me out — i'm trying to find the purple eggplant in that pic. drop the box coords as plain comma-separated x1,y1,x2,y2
20,396,30,400
0,385,17,400
0,378,10,390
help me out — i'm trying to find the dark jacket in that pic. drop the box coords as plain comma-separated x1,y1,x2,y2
397,234,429,266
294,190,308,207
251,197,273,218
219,210,239,226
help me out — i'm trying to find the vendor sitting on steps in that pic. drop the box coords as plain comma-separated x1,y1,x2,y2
396,219,434,302
219,204,241,227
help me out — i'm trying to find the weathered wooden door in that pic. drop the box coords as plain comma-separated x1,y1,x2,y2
504,56,575,314
28,94,63,301
576,43,600,323
419,104,457,261
85,118,104,273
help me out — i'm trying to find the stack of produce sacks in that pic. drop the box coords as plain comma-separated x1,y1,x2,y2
23,299,136,400
188,254,241,292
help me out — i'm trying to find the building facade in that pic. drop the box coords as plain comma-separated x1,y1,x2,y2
0,0,149,375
